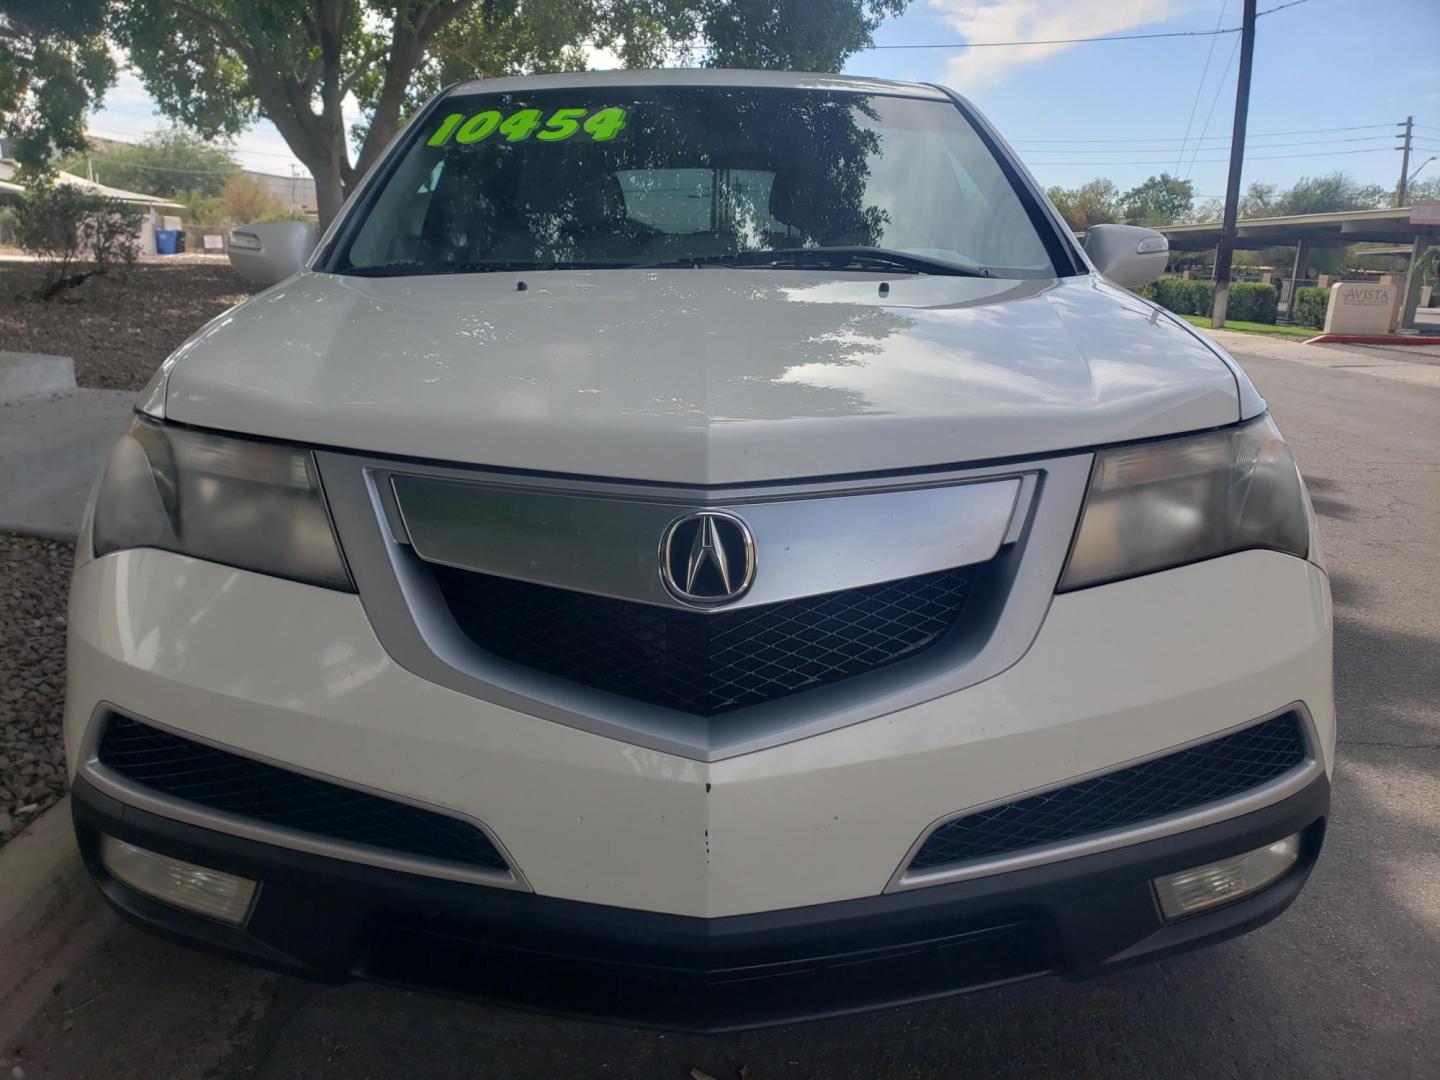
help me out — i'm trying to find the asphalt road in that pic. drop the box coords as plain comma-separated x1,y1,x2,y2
7,344,1439,1080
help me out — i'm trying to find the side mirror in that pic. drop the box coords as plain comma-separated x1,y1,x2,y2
1083,224,1169,287
228,220,318,286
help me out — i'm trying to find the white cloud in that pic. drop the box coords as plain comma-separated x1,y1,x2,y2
928,0,1189,94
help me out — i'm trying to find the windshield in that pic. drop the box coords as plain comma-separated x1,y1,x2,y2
332,86,1059,278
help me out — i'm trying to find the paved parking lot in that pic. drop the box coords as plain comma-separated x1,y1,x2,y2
5,343,1438,1080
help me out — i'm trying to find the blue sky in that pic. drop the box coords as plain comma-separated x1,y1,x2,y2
90,0,1440,202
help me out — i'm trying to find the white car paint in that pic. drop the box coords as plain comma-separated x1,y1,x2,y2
66,69,1330,952
160,271,1251,485
67,546,1332,917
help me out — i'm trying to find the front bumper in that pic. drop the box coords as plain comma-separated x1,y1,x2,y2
74,770,1328,1031
66,547,1334,918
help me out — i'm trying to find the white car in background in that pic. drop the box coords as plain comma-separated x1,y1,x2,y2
66,69,1331,1031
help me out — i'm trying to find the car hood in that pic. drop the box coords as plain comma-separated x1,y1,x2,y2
162,269,1245,485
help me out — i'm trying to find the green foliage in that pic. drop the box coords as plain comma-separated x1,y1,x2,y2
110,1,912,227
1239,172,1388,219
1152,276,1214,317
255,208,313,223
13,183,142,299
1290,287,1330,329
1046,178,1118,231
0,205,16,245
57,127,239,198
0,1,115,172
1227,282,1277,323
218,174,282,224
700,0,908,70
1149,277,1278,324
1120,173,1194,226
180,190,228,227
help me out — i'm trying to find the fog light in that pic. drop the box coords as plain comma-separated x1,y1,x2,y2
100,835,258,925
1153,834,1300,921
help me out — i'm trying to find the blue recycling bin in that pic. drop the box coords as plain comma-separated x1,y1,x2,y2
154,228,179,255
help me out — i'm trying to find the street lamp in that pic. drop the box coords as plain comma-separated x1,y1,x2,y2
1410,156,1436,184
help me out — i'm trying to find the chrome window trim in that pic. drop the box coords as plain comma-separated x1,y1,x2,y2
316,451,1093,762
78,705,530,893
885,702,1322,893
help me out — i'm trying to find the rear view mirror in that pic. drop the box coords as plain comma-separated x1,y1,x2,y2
1083,224,1169,287
228,220,318,286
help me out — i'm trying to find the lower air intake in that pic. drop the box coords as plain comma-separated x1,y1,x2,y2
908,711,1309,872
95,713,508,873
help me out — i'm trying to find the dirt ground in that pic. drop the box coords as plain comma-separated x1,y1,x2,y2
0,261,256,391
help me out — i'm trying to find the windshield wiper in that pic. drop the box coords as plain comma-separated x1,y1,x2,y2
636,246,991,278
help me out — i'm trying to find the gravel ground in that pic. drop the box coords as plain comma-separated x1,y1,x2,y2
0,262,255,391
0,535,74,845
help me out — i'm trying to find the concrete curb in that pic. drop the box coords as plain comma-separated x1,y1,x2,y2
0,797,112,1048
0,352,75,402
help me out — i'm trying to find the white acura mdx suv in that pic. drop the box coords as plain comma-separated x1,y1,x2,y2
66,69,1332,1030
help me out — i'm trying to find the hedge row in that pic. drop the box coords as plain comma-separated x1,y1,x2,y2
1147,278,1279,323
1290,286,1329,329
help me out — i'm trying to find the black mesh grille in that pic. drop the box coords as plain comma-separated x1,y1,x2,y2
908,712,1308,871
97,714,508,872
434,565,973,716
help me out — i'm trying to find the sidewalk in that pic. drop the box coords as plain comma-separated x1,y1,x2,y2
1202,327,1440,390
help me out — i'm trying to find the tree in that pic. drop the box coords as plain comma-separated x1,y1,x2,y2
1119,172,1193,226
1271,172,1387,215
13,184,141,299
219,174,283,223
110,0,910,228
57,127,240,198
0,1,115,173
1046,178,1118,232
1408,175,1440,203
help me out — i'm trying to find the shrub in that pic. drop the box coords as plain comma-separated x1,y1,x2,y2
1226,283,1278,323
1291,286,1330,329
1152,276,1215,316
13,185,143,300
220,174,283,225
1148,278,1278,323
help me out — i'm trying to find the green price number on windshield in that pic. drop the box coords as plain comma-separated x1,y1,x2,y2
427,107,628,147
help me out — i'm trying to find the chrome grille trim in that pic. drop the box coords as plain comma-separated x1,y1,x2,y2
315,452,1094,761
389,471,1021,612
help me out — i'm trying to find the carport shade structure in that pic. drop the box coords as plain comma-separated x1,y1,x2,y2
1154,205,1440,331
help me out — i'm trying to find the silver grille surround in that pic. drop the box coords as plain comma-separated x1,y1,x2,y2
315,452,1093,761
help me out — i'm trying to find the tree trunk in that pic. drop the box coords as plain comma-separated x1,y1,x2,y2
314,159,348,232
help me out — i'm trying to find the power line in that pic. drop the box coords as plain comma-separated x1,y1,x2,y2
85,126,304,164
856,27,1237,50
1011,135,1395,154
1183,33,1241,179
1028,147,1403,165
1176,1,1229,171
1011,123,1396,143
854,0,1310,50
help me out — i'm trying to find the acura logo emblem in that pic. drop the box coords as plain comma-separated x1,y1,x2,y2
660,511,756,606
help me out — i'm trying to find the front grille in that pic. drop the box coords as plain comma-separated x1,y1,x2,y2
433,565,973,716
908,711,1308,872
96,713,508,872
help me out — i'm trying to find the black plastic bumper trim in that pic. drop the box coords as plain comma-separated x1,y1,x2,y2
71,770,1328,1032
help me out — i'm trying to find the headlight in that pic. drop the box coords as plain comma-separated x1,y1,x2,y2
1059,415,1310,590
92,418,352,590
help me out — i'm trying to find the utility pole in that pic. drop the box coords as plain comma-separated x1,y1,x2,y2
1211,0,1257,329
1396,116,1413,207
